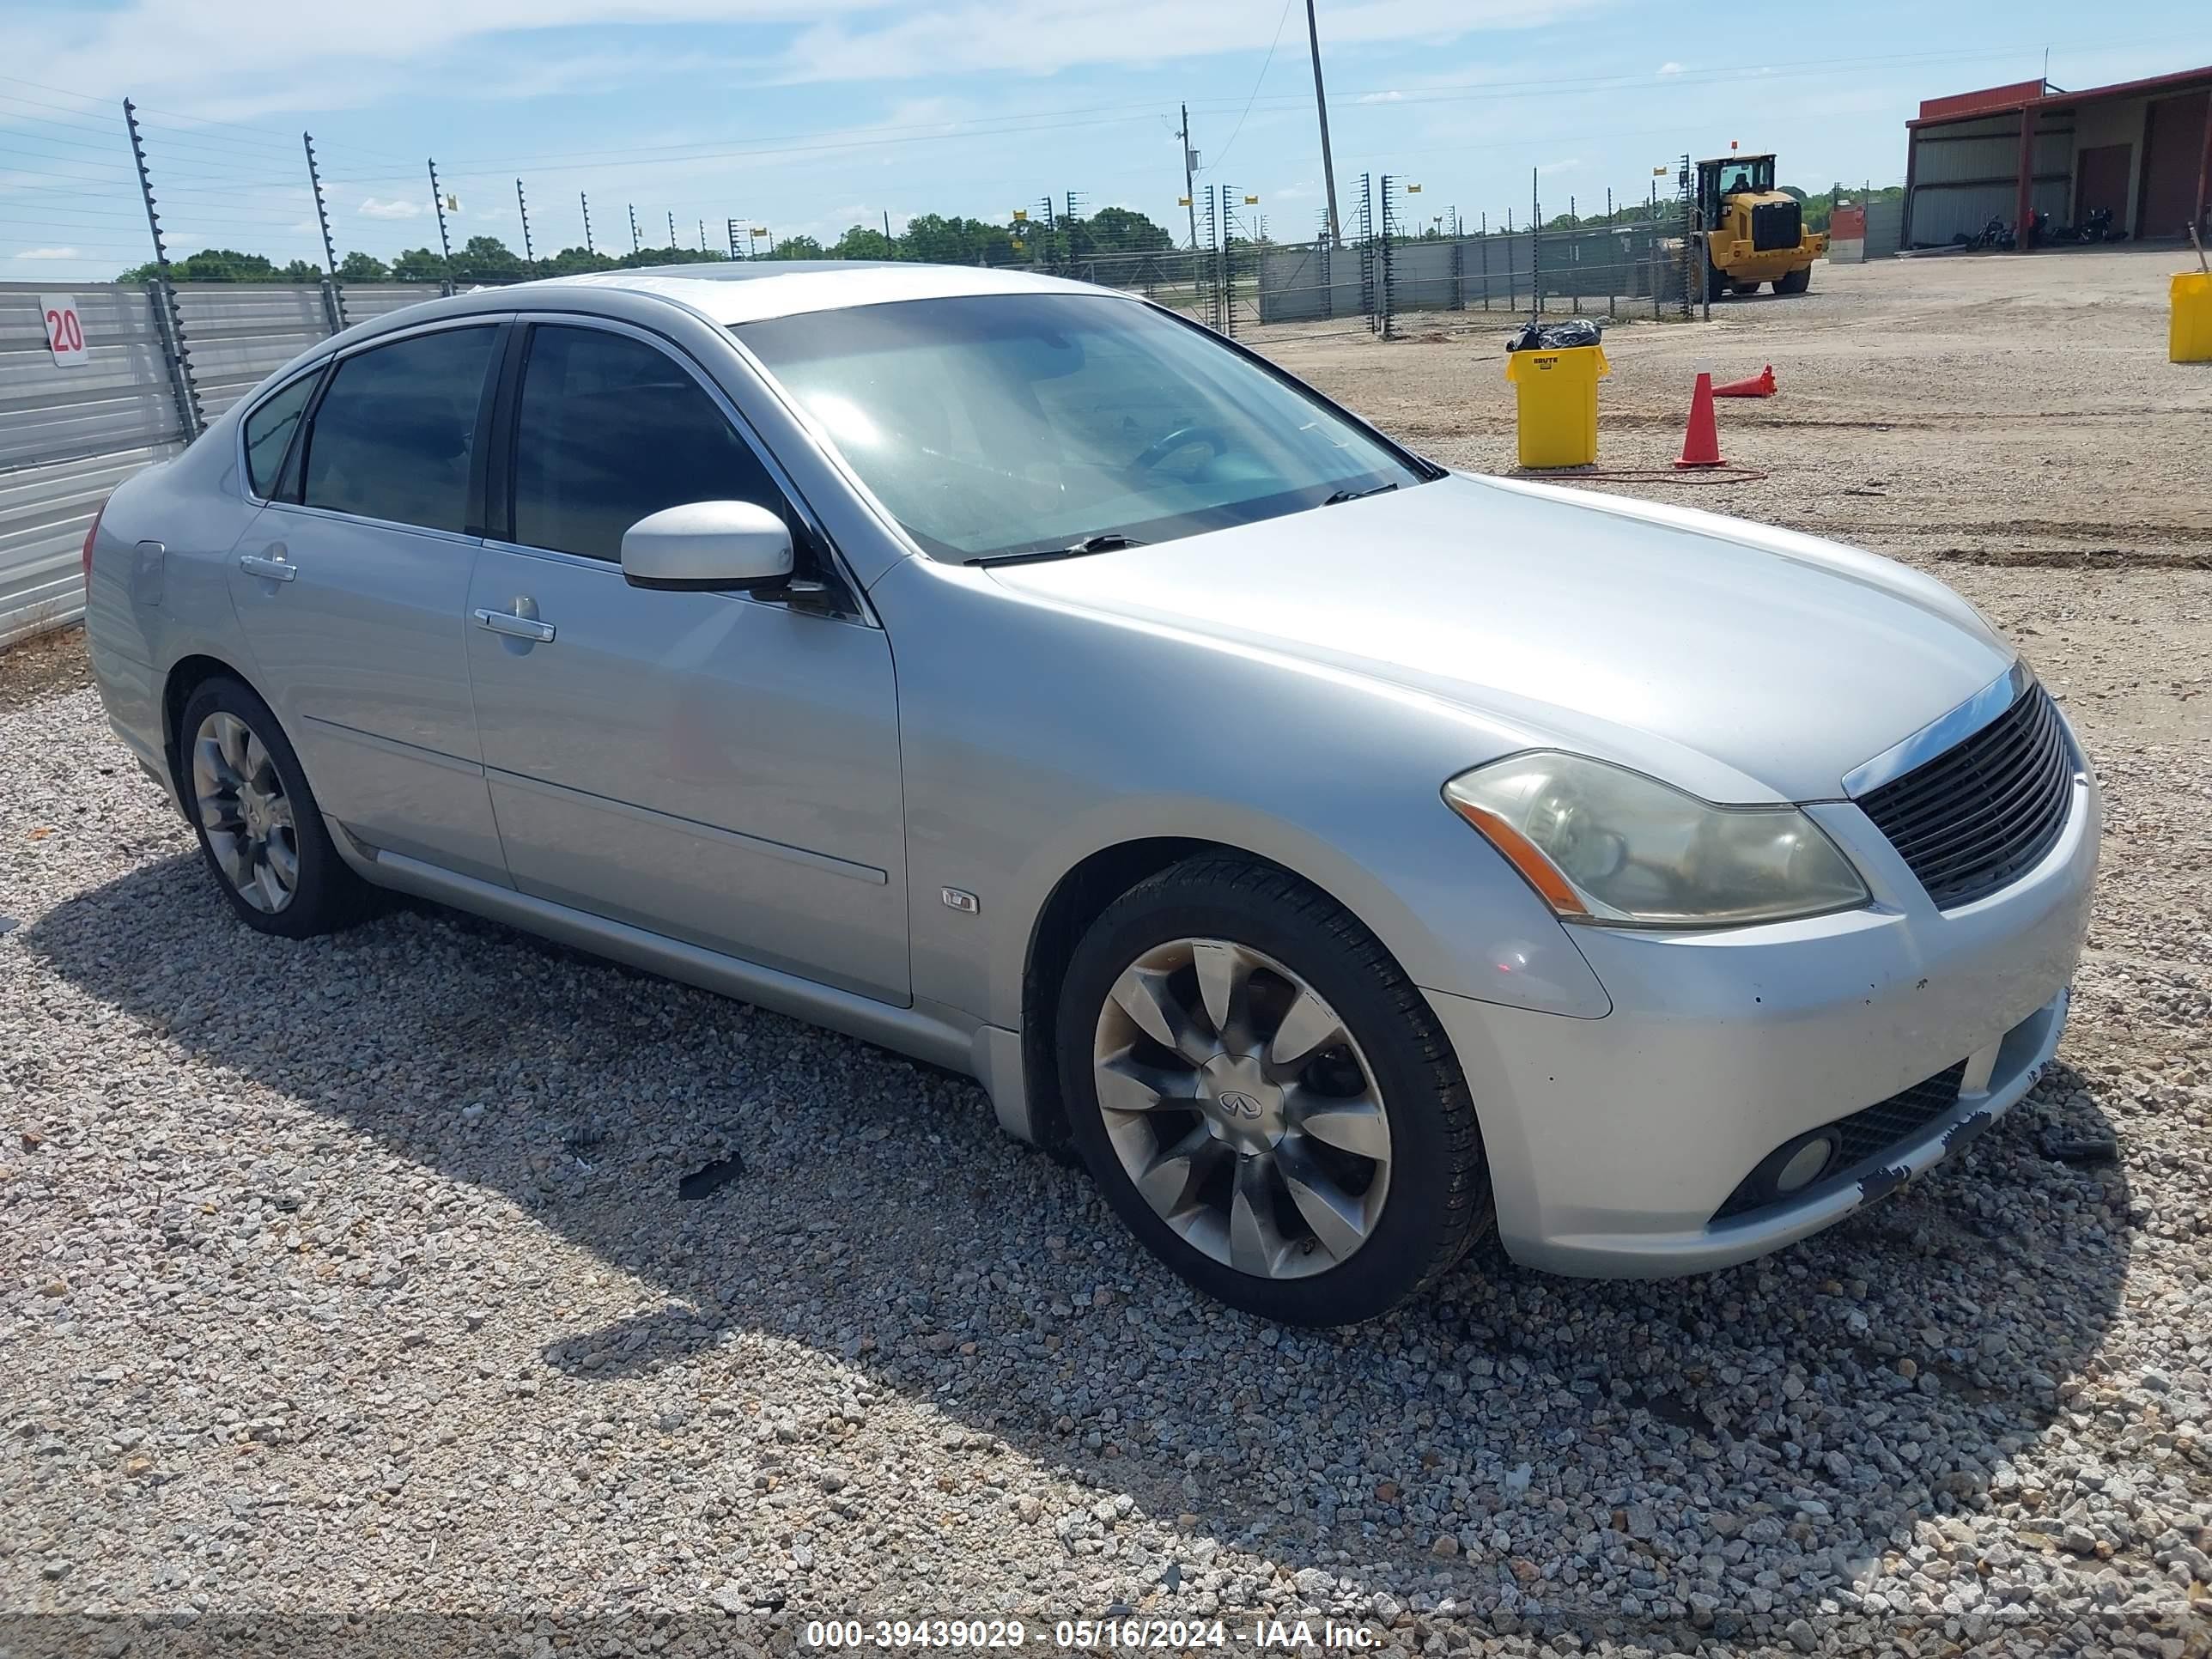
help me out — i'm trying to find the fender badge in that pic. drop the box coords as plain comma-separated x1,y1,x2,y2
941,887,980,915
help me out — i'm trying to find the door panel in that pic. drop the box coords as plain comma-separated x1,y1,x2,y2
224,320,507,882
2074,143,2131,222
466,545,909,1001
2139,93,2207,240
230,506,505,882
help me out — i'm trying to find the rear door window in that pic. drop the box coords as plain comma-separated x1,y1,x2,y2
301,326,498,534
508,324,790,562
242,371,319,499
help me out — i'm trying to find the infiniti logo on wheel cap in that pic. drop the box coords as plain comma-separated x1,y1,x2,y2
1218,1091,1264,1120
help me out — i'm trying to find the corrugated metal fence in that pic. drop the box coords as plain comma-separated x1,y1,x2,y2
0,280,435,647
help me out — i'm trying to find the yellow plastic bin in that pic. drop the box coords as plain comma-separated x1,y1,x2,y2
1504,344,1609,468
2174,272,2212,364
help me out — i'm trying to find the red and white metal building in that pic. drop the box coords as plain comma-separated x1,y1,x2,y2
1902,65,2212,248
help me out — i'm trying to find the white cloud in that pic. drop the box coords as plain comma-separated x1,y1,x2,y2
9,0,875,119
1536,157,1580,174
1358,89,1406,104
358,198,421,219
12,246,82,260
1657,61,1682,75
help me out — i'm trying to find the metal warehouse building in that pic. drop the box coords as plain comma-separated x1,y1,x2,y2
1902,65,2211,248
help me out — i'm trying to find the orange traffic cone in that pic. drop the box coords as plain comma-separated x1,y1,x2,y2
1712,363,1777,398
1675,372,1725,468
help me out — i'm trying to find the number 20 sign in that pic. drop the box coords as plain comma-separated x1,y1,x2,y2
42,295,89,368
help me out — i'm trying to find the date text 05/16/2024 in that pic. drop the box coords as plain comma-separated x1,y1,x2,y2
801,1619,1387,1650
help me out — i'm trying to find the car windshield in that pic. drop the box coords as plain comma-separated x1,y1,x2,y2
733,293,1431,562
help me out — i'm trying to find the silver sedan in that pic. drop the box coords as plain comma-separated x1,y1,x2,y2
82,262,2097,1325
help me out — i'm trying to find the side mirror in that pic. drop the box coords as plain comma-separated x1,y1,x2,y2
620,501,794,592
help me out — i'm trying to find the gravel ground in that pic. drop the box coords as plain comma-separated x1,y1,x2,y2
3,250,2210,1659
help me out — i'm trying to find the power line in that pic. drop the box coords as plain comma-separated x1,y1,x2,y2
1209,0,1297,172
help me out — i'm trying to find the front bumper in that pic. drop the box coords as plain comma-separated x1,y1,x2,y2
1425,755,2098,1279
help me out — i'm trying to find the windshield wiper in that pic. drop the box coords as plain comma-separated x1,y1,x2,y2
1322,482,1401,506
966,532,1148,568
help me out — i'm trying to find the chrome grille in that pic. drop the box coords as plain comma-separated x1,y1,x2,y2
1859,685,2073,910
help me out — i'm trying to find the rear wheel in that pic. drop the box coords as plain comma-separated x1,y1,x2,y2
1729,282,1760,295
1775,265,1812,295
179,677,371,939
1056,854,1490,1325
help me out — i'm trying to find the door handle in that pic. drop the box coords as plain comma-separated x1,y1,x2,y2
473,606,556,643
238,549,297,582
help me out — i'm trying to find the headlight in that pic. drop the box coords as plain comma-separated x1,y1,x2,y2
1443,752,1869,927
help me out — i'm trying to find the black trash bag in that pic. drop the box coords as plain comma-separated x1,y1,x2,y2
1506,318,1602,352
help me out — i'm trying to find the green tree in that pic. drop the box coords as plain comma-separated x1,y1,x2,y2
277,258,322,283
544,245,617,276
451,235,525,283
830,225,902,261
337,250,390,281
391,246,447,283
763,234,825,260
1086,206,1171,253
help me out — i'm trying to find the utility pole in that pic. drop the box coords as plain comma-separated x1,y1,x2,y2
428,159,453,276
698,218,706,251
883,209,892,240
629,204,641,253
1304,0,1342,246
517,179,535,264
1178,103,1200,250
667,210,677,248
581,191,595,255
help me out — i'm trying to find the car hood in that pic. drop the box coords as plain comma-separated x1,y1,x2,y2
987,472,2015,804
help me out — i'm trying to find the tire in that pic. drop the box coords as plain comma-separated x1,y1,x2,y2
1774,265,1811,295
1705,263,1728,302
178,676,372,939
1055,854,1491,1325
1729,283,1760,296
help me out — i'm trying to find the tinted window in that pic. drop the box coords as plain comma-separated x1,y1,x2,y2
242,371,317,498
301,327,497,533
511,325,787,562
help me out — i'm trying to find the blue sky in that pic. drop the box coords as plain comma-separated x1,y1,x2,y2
2,0,2206,278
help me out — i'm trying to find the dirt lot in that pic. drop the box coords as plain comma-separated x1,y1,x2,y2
2,248,2209,1659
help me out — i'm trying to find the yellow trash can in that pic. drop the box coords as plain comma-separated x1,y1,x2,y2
2174,272,2212,364
1504,344,1610,468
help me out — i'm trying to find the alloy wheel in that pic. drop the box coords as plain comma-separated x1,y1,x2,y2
191,711,298,915
1091,937,1392,1279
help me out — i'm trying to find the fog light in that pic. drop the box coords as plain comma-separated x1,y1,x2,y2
1774,1135,1836,1195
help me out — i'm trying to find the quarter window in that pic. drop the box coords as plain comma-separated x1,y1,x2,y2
510,325,789,562
241,371,318,499
301,326,498,534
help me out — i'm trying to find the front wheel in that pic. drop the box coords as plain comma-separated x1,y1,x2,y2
1774,265,1812,295
1056,855,1491,1325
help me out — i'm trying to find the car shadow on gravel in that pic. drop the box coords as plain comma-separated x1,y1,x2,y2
26,855,2136,1641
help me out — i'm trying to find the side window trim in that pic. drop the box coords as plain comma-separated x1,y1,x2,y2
284,316,511,537
495,313,869,619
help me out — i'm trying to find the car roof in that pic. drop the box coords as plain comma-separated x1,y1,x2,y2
241,260,1138,420
511,259,1114,325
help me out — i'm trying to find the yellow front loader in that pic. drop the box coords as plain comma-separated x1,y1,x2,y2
1697,153,1826,299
